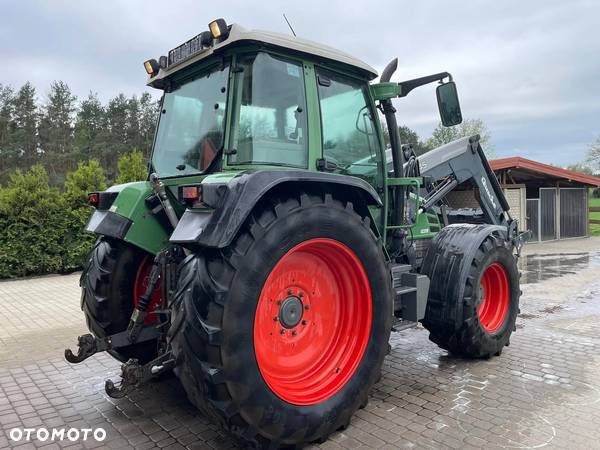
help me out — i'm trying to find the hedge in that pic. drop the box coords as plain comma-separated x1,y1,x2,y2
0,151,146,279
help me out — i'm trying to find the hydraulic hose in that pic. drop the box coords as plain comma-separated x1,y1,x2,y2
150,173,179,229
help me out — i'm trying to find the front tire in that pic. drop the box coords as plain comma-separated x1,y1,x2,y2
421,226,520,358
169,191,392,448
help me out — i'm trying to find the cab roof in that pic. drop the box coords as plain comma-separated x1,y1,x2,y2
147,24,378,88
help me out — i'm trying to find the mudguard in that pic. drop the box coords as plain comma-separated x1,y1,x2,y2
170,169,383,248
85,182,170,255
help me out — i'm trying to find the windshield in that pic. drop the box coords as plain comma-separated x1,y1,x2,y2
152,63,230,177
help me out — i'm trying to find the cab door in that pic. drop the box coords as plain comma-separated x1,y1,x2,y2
315,68,386,228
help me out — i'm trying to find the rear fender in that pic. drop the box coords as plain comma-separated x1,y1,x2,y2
85,182,170,255
170,170,383,248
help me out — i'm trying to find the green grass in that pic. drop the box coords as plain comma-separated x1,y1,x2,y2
589,195,600,236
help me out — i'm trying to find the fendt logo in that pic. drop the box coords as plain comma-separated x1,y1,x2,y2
481,176,497,210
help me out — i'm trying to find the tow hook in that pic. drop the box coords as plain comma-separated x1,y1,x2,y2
104,351,176,398
64,327,160,364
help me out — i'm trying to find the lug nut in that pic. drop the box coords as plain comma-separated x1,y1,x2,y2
276,300,282,306
287,290,293,295
280,329,285,335
304,305,310,310
292,330,297,336
298,292,304,298
274,316,279,322
302,320,307,326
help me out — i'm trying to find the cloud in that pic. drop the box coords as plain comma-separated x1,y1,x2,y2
1,0,598,165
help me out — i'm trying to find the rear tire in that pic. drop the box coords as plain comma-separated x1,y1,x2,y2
80,238,159,363
169,191,392,448
421,226,520,358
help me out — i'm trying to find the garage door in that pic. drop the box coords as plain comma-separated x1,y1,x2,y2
560,188,587,238
540,188,556,241
526,199,539,241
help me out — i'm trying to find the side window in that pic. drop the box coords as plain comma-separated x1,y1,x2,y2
229,52,308,167
316,69,382,186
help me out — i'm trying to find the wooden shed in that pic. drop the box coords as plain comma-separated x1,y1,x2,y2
490,157,600,241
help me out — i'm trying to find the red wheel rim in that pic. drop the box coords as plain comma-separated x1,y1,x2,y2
133,255,162,325
254,238,372,405
477,262,509,333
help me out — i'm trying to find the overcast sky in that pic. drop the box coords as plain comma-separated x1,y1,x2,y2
2,0,599,165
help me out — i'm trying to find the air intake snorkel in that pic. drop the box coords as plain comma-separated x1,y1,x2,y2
379,58,406,258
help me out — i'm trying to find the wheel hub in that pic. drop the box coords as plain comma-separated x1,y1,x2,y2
254,238,373,405
477,262,509,333
278,296,303,329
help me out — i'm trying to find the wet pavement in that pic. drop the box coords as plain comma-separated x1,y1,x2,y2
518,251,600,285
1,239,600,449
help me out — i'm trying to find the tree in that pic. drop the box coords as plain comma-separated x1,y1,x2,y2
74,92,106,160
0,84,15,175
587,135,600,171
426,119,495,158
0,165,68,277
116,149,148,184
11,82,39,169
380,122,430,156
104,94,130,178
126,95,141,152
39,81,77,179
62,160,108,267
398,126,431,156
138,92,159,157
565,163,595,175
64,159,107,208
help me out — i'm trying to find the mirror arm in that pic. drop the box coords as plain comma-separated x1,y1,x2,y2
398,72,452,98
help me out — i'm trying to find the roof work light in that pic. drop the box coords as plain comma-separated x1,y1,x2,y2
143,59,160,76
209,18,229,39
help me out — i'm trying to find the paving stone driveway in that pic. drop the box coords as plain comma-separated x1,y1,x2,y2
1,247,600,449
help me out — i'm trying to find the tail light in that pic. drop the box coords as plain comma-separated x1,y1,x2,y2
179,185,203,207
88,192,100,208
88,191,118,209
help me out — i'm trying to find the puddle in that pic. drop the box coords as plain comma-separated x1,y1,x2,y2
518,252,600,285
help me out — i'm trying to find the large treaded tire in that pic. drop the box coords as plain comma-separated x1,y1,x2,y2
80,238,158,363
169,191,392,448
420,225,520,358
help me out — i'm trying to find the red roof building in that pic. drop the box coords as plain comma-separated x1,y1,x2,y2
444,156,600,241
490,157,600,188
490,157,600,241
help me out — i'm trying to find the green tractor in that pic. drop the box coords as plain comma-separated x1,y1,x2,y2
66,19,527,448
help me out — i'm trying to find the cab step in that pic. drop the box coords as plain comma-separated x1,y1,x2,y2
391,263,430,322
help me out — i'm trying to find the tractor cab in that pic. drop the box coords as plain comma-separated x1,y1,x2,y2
144,19,467,242
145,20,384,185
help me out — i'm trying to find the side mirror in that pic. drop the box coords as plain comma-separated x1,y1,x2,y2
436,81,463,127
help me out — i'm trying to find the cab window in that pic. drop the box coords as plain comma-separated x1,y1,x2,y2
229,52,308,168
316,68,382,186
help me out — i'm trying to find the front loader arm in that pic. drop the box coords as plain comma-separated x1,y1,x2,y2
418,135,510,228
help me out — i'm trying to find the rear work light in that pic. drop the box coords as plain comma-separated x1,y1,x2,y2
179,185,203,208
